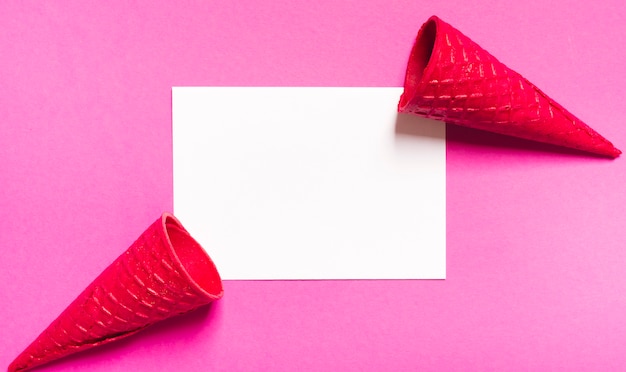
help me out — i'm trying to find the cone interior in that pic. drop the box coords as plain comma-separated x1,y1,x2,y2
165,216,223,297
399,18,437,110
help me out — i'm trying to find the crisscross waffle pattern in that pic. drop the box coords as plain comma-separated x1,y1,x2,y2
9,215,223,372
399,16,620,157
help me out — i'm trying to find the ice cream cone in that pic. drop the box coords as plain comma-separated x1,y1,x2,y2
398,16,621,157
8,213,223,372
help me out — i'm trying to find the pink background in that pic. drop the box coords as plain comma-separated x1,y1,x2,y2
2,1,625,370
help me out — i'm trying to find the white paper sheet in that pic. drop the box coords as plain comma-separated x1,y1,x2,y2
173,87,445,280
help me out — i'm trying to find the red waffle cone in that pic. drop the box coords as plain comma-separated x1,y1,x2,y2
398,16,621,158
8,213,223,372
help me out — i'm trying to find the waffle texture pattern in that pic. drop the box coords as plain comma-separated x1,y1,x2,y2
9,213,223,372
398,16,620,157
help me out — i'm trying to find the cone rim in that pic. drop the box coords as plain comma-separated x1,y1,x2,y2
159,212,224,300
398,15,440,112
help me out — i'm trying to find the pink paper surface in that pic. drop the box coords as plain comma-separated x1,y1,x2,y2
2,1,626,371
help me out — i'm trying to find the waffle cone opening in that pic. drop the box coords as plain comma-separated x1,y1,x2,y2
164,215,223,299
399,17,437,110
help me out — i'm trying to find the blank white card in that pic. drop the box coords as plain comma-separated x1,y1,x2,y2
173,87,445,280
